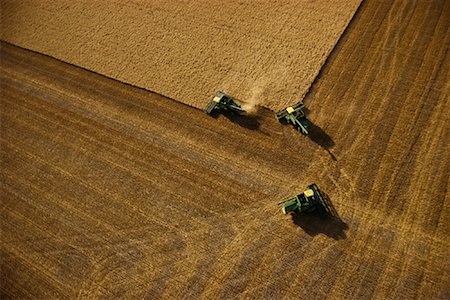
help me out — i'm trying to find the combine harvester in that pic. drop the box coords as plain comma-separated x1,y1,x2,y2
278,184,330,217
275,102,309,135
204,91,245,115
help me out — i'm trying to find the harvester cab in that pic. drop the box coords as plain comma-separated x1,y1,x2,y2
278,184,330,217
275,102,309,135
204,91,245,115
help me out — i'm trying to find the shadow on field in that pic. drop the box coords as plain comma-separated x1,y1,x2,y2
307,120,337,161
308,121,334,149
291,191,348,240
292,107,336,159
222,111,261,130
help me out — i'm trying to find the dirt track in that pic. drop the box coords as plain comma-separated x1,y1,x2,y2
1,0,450,299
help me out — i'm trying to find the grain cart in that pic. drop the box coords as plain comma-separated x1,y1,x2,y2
278,184,330,217
275,102,309,135
204,91,245,115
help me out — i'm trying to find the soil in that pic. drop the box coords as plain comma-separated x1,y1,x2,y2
1,0,450,299
0,0,361,111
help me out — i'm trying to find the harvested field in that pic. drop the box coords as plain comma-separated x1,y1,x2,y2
0,0,361,111
1,0,450,299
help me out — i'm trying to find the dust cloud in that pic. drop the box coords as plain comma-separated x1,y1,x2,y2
241,86,263,115
239,75,273,116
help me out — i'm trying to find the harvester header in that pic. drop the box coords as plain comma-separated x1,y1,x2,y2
204,91,245,115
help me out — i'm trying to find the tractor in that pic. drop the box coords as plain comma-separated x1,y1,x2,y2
204,91,245,115
275,102,309,135
278,184,330,217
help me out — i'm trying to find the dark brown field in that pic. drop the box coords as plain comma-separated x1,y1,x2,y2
1,0,449,299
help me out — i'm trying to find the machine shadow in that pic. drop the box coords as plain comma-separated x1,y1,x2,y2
307,120,337,161
302,107,336,154
222,111,261,130
308,121,335,150
291,191,348,240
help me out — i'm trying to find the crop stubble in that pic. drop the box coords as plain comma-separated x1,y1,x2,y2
1,0,450,299
0,0,361,111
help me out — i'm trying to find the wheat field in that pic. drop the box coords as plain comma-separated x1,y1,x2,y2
1,0,449,298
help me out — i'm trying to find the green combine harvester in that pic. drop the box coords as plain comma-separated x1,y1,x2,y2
275,102,309,135
204,91,245,115
278,184,330,217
